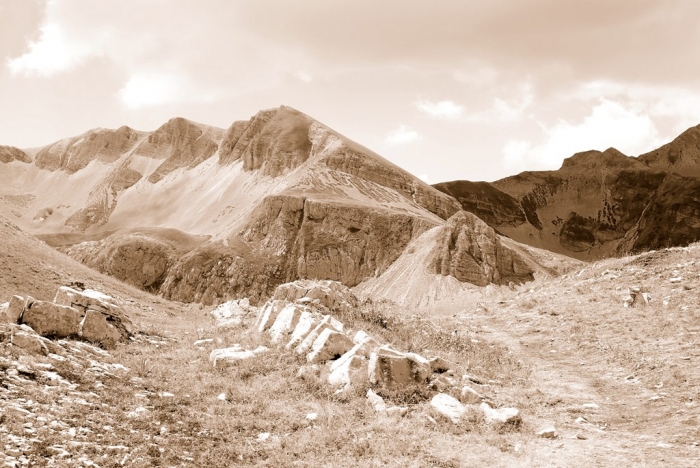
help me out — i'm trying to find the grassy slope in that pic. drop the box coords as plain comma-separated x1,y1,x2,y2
3,214,700,466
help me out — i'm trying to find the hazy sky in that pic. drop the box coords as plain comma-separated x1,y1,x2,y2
2,0,700,183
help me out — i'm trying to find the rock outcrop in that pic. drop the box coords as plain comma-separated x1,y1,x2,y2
35,126,142,173
134,117,224,183
432,211,534,286
0,145,31,164
4,286,132,349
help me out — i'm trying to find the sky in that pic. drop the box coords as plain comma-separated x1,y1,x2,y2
2,0,700,183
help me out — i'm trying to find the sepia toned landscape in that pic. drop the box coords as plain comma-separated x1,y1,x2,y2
2,1,700,467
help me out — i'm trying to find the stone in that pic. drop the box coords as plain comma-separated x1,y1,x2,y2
285,311,320,349
368,347,432,390
6,295,25,323
430,375,459,393
54,287,132,337
537,426,557,438
430,393,466,423
255,300,287,332
269,304,305,343
80,310,123,349
366,389,387,412
460,385,484,404
21,301,82,338
328,353,367,389
428,357,453,373
11,332,48,355
295,316,341,355
307,328,354,363
480,402,520,425
209,345,268,368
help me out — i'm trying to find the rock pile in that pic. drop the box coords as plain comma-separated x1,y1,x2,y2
210,279,519,425
623,285,651,308
1,286,132,349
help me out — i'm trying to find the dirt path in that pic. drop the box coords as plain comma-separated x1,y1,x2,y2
452,302,700,467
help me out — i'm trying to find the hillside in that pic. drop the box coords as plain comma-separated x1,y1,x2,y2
435,125,700,261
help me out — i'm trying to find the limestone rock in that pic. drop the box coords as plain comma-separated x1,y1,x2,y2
255,300,288,332
460,385,484,404
21,301,82,338
368,347,432,390
367,389,387,412
430,393,466,423
6,295,25,323
209,345,268,368
537,426,557,438
307,328,354,363
328,353,367,389
269,304,305,344
53,286,132,339
432,211,534,286
80,311,123,350
11,332,48,355
480,402,520,425
295,316,342,355
285,311,320,349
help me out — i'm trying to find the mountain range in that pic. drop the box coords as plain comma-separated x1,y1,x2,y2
2,106,699,305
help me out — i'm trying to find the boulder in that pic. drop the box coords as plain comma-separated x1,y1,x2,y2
21,301,82,338
295,316,342,354
367,389,387,412
368,347,432,390
255,300,287,332
209,345,268,368
285,311,320,349
269,304,305,343
307,328,354,363
6,295,25,323
537,426,557,438
328,353,366,389
80,310,123,349
480,402,520,425
11,331,48,355
430,393,466,423
53,287,132,336
460,385,484,404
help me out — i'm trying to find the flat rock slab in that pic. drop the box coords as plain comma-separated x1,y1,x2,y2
80,310,123,349
22,301,82,338
431,393,466,423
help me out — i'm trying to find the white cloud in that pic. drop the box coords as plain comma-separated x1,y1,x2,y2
467,83,533,123
7,21,106,76
414,99,463,120
384,125,422,145
295,70,313,82
418,173,431,183
502,99,663,172
119,72,216,109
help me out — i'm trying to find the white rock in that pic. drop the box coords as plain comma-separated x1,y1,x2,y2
209,346,268,368
430,393,466,423
269,304,304,343
295,315,340,354
257,432,270,442
480,402,520,425
217,393,227,401
460,385,483,404
285,311,319,349
537,426,557,438
193,339,214,346
366,389,387,412
582,403,599,410
307,328,354,363
305,412,318,421
6,295,24,323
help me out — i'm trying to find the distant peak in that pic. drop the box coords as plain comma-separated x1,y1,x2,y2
560,147,640,170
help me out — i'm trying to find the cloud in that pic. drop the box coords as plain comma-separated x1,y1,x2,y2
418,173,431,183
466,83,533,123
384,125,422,145
502,99,663,171
118,71,216,109
7,21,107,76
295,70,313,82
414,99,463,120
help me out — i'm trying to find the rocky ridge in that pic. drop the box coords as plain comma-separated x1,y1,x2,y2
435,129,700,260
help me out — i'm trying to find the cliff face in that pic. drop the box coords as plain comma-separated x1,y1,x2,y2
435,131,700,260
432,211,533,286
0,146,31,164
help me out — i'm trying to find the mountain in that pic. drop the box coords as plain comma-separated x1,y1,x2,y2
435,125,700,260
1,106,545,305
